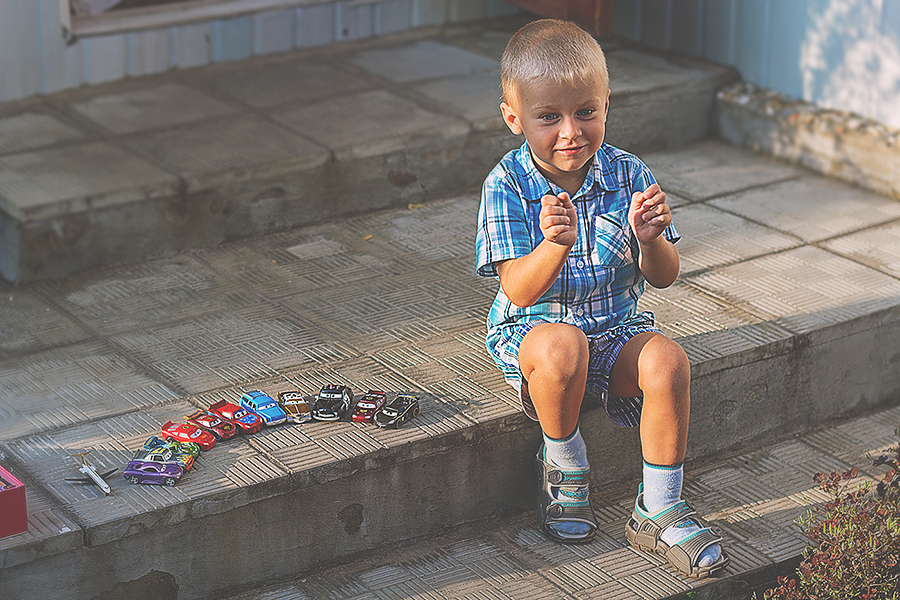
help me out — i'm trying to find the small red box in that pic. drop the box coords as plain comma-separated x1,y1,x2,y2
0,465,27,539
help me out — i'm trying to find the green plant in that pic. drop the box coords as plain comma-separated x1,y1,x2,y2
758,437,900,600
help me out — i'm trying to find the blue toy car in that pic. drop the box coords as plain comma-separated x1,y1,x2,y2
240,390,287,426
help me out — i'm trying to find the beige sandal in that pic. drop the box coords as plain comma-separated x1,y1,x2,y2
625,484,730,578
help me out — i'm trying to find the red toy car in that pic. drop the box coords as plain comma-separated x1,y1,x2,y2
185,409,238,441
208,399,263,434
160,420,217,451
352,390,387,423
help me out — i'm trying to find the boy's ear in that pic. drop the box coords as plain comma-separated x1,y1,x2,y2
500,101,523,135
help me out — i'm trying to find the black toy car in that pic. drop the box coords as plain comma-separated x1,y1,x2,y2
374,394,419,429
312,384,353,421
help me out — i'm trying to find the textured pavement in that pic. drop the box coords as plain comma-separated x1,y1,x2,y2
2,19,900,600
3,138,900,599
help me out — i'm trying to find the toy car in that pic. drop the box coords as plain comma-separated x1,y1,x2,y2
160,420,217,451
374,393,420,429
240,390,287,426
277,391,312,424
185,409,237,441
312,384,353,422
123,460,183,487
209,399,263,434
352,390,387,423
138,436,198,471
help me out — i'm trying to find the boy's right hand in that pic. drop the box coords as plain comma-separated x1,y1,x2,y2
540,193,577,248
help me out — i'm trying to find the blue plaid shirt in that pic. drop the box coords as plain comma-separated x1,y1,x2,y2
475,142,679,359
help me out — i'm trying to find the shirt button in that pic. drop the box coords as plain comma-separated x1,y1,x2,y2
576,260,585,269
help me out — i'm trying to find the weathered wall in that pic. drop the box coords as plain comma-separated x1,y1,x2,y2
613,0,900,129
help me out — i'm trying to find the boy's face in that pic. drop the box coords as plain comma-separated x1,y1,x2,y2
501,76,609,190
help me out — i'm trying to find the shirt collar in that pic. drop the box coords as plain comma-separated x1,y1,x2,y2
516,141,621,200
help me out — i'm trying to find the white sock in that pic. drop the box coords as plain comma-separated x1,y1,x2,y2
544,427,588,470
642,461,721,567
543,427,591,537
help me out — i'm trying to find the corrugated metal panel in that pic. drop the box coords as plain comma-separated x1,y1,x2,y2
670,0,702,57
37,0,83,94
700,0,735,65
450,0,487,22
172,22,212,68
127,29,170,77
253,9,295,56
413,0,449,26
640,0,670,48
295,3,336,48
212,15,253,62
375,0,412,36
82,33,127,85
0,1,41,101
733,0,769,85
767,0,805,98
1,0,516,104
336,0,374,41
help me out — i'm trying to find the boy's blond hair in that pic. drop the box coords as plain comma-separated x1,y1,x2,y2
500,19,609,106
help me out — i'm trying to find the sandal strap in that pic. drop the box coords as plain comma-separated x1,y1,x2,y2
634,499,697,536
631,497,700,549
536,455,591,487
664,527,724,571
544,500,597,525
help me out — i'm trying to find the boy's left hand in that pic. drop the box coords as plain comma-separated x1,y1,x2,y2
628,183,671,244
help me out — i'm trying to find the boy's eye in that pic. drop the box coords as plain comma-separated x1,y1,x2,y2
576,109,596,118
538,113,559,122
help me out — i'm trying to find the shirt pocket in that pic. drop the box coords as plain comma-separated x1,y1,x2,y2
592,209,633,268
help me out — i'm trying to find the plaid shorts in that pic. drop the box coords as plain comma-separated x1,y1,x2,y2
490,311,661,428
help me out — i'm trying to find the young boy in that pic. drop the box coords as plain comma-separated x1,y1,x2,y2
475,19,729,578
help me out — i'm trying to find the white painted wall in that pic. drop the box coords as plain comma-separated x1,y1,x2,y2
613,0,900,129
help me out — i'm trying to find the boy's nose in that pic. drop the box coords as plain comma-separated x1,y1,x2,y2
559,116,580,140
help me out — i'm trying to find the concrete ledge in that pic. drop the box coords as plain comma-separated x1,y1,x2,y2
0,22,734,283
715,81,900,200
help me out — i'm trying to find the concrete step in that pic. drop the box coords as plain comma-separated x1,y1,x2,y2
0,16,735,283
3,136,900,599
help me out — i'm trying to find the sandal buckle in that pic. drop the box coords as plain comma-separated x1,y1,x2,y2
547,470,565,485
547,504,564,518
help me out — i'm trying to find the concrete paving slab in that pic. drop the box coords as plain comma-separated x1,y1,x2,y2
201,61,372,109
670,204,802,274
4,400,289,546
642,139,804,202
0,289,90,358
34,255,263,336
0,112,87,156
609,50,713,94
110,304,359,394
0,340,179,442
412,69,504,130
68,83,239,135
346,39,498,83
0,141,179,221
272,89,470,160
710,175,900,243
123,114,331,191
686,245,900,334
820,220,900,279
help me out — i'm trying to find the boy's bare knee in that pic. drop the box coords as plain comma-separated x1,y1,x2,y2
639,336,690,394
520,323,588,382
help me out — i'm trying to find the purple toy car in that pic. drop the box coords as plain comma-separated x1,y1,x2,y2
123,460,184,487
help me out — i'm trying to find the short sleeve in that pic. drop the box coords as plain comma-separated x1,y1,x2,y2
475,162,536,277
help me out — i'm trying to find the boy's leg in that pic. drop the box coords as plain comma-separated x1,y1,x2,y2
610,332,724,572
519,323,596,541
518,322,589,438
